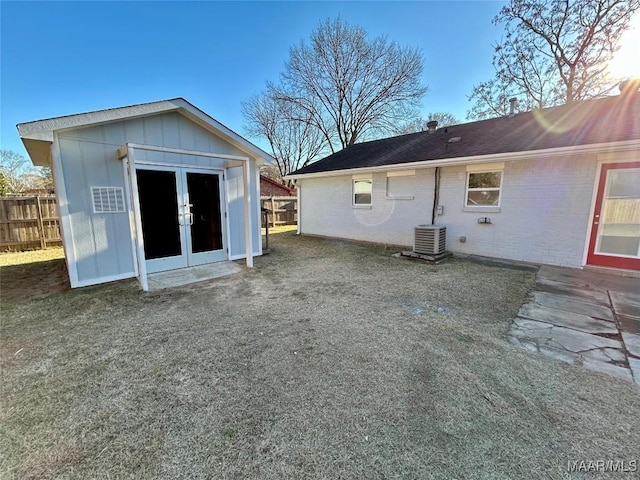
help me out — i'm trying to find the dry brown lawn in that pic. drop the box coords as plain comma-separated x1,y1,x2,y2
1,231,638,479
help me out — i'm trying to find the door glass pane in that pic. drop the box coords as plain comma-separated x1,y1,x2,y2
137,170,181,260
186,173,223,253
597,168,640,257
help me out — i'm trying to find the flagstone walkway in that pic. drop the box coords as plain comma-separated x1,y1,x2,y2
509,265,640,384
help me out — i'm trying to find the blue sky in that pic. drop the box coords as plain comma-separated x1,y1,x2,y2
1,1,506,157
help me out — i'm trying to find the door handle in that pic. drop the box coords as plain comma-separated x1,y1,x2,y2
183,204,194,226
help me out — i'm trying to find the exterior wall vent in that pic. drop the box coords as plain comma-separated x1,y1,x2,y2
414,224,446,255
91,186,125,214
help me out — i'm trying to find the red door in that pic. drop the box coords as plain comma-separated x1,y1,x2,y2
587,161,640,270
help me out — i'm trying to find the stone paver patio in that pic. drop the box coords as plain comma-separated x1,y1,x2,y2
509,265,640,384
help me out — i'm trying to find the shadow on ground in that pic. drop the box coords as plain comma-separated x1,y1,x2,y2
1,258,70,304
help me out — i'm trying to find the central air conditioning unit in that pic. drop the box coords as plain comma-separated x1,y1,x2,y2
414,225,446,255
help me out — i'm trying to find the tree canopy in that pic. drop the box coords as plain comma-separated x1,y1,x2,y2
467,0,640,120
243,17,428,176
399,112,461,134
0,150,53,194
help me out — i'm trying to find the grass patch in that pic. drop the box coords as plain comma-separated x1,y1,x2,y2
1,230,638,479
262,224,297,235
0,247,65,267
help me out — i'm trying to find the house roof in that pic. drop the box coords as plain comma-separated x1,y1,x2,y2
289,91,640,177
16,98,275,167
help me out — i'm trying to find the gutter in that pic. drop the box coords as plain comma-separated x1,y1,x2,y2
285,140,640,180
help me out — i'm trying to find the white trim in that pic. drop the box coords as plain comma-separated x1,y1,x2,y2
385,173,415,200
465,170,503,208
74,271,137,288
296,184,302,235
596,150,639,162
127,147,149,291
121,157,139,277
229,252,262,261
124,143,250,162
286,140,640,180
51,133,80,288
466,162,505,172
17,98,275,166
242,161,253,268
386,170,415,177
352,173,372,180
254,165,263,256
224,168,232,260
130,160,228,171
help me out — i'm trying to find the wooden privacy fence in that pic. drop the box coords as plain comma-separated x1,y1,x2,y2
0,196,62,251
260,196,297,227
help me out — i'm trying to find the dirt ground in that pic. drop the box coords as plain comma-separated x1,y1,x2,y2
1,231,639,479
0,247,68,304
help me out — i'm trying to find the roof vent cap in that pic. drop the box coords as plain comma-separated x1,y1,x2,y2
426,120,438,133
508,97,518,117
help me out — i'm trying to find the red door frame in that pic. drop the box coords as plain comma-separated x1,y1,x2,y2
586,161,640,270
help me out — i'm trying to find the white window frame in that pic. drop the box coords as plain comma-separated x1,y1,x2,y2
352,176,372,207
386,170,415,200
464,168,503,209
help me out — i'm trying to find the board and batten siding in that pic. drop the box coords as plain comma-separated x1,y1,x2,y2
56,111,261,286
299,154,597,267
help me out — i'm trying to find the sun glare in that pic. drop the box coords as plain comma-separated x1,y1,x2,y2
608,14,640,79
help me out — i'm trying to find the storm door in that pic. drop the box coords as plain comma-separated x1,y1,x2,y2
136,166,226,274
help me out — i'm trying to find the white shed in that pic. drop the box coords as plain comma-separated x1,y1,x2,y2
17,98,274,290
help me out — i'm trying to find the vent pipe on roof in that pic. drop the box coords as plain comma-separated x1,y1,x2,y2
508,98,517,117
426,120,438,133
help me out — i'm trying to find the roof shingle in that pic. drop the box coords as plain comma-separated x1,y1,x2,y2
291,93,640,176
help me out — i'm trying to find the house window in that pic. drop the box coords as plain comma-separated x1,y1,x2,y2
353,179,372,205
466,171,502,207
386,170,415,200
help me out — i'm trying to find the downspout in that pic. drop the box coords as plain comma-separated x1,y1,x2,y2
296,181,301,235
431,167,440,224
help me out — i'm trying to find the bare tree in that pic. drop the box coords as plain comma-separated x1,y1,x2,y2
272,17,427,153
242,92,325,183
468,0,640,120
0,150,53,193
399,112,461,134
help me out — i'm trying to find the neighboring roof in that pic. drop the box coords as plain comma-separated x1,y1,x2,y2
290,92,640,177
16,98,275,167
260,175,297,195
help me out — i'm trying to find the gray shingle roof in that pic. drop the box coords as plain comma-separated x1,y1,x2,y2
291,93,640,176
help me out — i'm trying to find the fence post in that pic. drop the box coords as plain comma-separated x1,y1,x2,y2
270,196,276,228
35,195,47,249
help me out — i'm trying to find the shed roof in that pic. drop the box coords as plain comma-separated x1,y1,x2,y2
16,98,275,167
290,91,640,177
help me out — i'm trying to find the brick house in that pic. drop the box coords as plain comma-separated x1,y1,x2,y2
288,84,640,272
260,175,296,197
